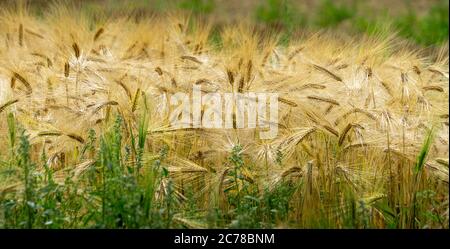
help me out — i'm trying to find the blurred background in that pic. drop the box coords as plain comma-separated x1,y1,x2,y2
1,0,448,46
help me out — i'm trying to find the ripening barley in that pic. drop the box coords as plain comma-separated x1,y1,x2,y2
0,3,448,229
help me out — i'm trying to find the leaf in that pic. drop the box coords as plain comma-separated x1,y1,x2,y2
415,127,435,173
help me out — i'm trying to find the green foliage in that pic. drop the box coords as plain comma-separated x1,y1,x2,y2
395,0,449,45
257,0,294,25
255,0,305,45
0,116,447,228
6,113,16,168
16,0,449,46
254,0,447,46
415,127,435,174
6,113,15,152
83,115,172,228
18,128,36,228
315,0,354,27
1,129,81,228
353,16,386,36
178,0,215,14
223,145,297,228
0,114,175,228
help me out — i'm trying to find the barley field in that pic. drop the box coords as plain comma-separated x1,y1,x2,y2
0,1,448,229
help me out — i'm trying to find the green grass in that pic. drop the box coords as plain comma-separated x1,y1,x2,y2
0,115,360,228
255,0,304,28
11,0,449,46
255,0,305,45
0,114,303,228
1,112,446,228
315,0,355,28
395,0,449,46
178,0,215,14
254,0,448,46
